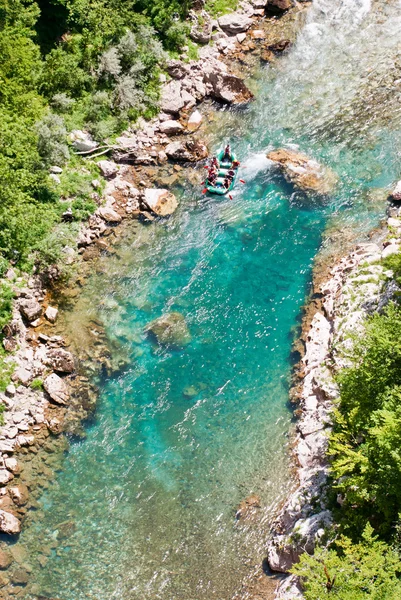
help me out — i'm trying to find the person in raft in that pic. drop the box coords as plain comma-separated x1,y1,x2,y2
208,169,217,185
232,159,240,169
223,144,232,162
211,156,220,169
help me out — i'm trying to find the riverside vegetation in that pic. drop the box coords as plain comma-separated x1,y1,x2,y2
291,250,401,598
3,1,401,599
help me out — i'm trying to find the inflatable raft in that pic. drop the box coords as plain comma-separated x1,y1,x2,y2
205,149,239,195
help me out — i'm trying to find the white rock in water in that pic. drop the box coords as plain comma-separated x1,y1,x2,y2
44,373,70,405
159,120,184,135
45,306,58,323
98,206,122,223
0,510,21,535
97,160,118,178
187,110,203,132
144,189,178,217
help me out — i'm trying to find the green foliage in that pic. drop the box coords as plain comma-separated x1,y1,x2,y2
36,113,70,165
292,524,401,599
0,347,15,394
204,0,238,17
330,303,401,536
31,378,43,390
0,282,14,331
383,251,401,285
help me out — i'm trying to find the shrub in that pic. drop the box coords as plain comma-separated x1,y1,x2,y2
292,524,401,599
97,47,122,79
31,378,43,390
51,93,75,113
36,113,69,165
0,283,14,332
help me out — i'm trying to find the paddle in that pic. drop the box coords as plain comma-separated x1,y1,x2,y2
239,179,246,184
228,194,233,200
202,188,208,194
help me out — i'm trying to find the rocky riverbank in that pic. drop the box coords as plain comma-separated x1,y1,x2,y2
0,0,310,595
268,196,401,599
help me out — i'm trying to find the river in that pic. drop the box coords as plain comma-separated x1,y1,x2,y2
16,0,401,598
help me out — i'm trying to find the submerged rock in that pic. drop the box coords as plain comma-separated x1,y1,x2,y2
143,189,178,217
267,148,338,195
204,72,254,105
0,549,13,569
146,312,191,347
45,306,58,324
187,110,203,132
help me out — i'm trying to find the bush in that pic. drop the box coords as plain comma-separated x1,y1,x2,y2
292,524,401,599
51,93,75,113
0,283,14,332
36,113,69,165
31,378,43,390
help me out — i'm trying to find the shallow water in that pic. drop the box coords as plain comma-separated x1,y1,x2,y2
18,1,401,598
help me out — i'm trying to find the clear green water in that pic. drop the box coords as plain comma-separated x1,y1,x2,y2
18,1,401,598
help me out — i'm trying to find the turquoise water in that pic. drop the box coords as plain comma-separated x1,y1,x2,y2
19,1,401,598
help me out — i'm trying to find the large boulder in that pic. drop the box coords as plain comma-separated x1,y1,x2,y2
204,73,254,104
0,510,21,535
98,205,122,223
46,349,75,374
146,312,191,347
97,160,118,178
190,13,212,44
8,484,29,507
45,305,58,323
159,120,184,135
161,81,185,114
19,299,42,322
70,130,98,153
165,139,208,162
187,110,203,132
218,13,253,34
267,148,338,195
44,373,69,405
143,189,178,217
266,0,293,13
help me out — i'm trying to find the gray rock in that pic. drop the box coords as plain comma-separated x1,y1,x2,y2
19,299,42,322
166,60,189,80
266,0,293,12
0,510,21,535
45,306,58,323
159,120,184,135
161,81,185,114
187,110,203,132
12,367,32,386
49,165,63,174
98,205,122,223
46,349,75,374
0,470,13,485
44,373,69,405
97,160,118,178
165,139,208,162
70,130,98,152
204,72,254,104
143,189,178,217
218,13,252,34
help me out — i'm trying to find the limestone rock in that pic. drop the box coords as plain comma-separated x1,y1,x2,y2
190,16,212,44
166,60,189,80
275,575,303,599
218,13,252,34
49,166,63,174
19,299,42,322
97,160,118,178
4,458,21,474
235,494,261,520
45,306,58,323
12,367,32,386
0,470,13,485
146,312,191,347
267,148,338,195
8,484,29,507
46,349,75,374
187,110,203,132
204,72,254,105
0,510,21,535
98,205,122,223
70,130,98,152
161,81,185,114
159,120,184,135
165,139,208,162
266,0,293,13
0,549,13,569
389,180,401,202
143,189,178,217
44,373,69,405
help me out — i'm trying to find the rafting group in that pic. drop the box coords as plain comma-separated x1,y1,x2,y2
203,145,242,197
